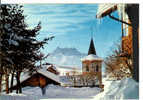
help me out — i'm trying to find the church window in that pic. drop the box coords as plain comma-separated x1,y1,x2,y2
96,65,99,72
91,63,94,68
86,66,89,72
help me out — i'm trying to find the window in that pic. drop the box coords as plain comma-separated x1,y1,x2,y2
86,66,89,72
96,65,99,72
91,63,94,68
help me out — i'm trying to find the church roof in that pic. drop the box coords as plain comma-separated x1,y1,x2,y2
81,38,103,61
81,54,103,61
88,38,96,55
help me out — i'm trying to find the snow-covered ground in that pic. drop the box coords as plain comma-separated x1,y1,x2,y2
0,85,101,100
0,78,139,100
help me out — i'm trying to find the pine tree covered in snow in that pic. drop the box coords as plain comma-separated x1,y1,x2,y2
0,4,54,94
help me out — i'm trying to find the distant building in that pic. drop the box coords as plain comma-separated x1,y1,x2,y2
81,38,103,87
47,64,60,75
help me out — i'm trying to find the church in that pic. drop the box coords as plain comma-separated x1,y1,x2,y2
65,38,104,88
81,38,103,88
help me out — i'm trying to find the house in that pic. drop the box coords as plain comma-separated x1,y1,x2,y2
10,65,60,95
96,4,132,55
96,4,139,82
47,64,60,75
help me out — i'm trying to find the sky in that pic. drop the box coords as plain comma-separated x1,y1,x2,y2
23,4,122,58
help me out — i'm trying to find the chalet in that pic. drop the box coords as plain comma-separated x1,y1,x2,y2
96,4,139,82
10,65,60,95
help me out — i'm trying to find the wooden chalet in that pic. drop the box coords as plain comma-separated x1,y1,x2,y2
10,65,60,95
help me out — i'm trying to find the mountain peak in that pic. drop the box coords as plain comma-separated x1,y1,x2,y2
47,47,86,67
53,47,83,56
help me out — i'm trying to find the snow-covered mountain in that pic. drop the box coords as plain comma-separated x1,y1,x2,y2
46,47,86,67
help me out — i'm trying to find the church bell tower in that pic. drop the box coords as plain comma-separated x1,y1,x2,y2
81,38,103,87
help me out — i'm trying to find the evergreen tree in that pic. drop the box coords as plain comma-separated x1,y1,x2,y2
0,4,54,93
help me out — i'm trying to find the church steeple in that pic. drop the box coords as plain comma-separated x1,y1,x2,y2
88,38,96,55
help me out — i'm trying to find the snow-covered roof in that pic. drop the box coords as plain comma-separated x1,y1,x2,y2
81,54,103,61
46,65,57,71
96,4,128,20
96,4,117,18
38,68,60,83
96,4,129,36
11,67,60,88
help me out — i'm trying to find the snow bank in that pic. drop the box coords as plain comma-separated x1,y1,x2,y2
114,78,139,99
0,93,31,100
95,78,139,100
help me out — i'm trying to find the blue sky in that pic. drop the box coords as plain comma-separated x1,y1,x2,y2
23,4,122,58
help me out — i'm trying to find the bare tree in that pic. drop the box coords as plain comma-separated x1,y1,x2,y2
105,44,132,80
79,72,97,87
